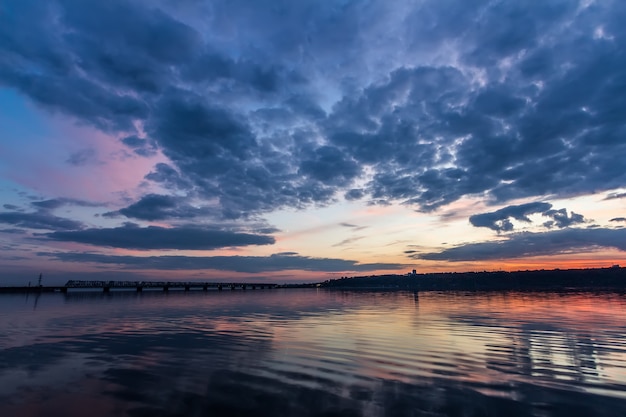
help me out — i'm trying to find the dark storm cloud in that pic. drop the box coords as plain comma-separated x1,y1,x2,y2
256,226,281,234
39,251,403,273
325,65,509,210
542,209,586,229
0,211,84,231
182,51,306,95
325,3,626,209
116,194,183,220
416,228,626,262
60,0,201,64
2,0,626,215
32,199,69,210
104,194,219,221
0,228,27,235
344,189,365,201
0,0,166,130
470,202,553,232
143,90,302,218
328,66,467,164
461,1,579,68
469,202,544,232
31,198,102,210
144,163,193,192
120,135,157,157
147,90,257,163
469,202,587,232
298,146,361,186
43,224,275,250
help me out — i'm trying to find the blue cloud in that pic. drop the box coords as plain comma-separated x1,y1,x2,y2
43,224,275,250
39,251,403,273
2,0,625,220
416,228,626,262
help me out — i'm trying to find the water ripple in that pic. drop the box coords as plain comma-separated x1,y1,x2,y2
1,290,626,416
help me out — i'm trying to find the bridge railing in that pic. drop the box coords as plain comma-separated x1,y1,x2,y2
64,280,279,289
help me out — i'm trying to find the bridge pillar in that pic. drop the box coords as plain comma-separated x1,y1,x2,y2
217,284,222,291
103,286,110,293
251,285,256,290
184,285,190,291
61,287,68,293
230,284,235,290
163,285,169,292
136,286,143,293
204,284,209,291
242,284,246,290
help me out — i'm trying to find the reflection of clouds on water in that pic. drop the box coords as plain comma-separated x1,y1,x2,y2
1,290,626,416
126,369,365,417
416,291,626,396
373,378,626,417
0,328,275,416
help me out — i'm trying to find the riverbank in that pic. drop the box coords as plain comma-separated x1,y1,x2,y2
321,266,626,291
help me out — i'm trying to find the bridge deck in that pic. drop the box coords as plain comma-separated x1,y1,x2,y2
0,281,278,294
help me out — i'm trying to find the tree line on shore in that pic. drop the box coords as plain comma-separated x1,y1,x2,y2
321,266,626,291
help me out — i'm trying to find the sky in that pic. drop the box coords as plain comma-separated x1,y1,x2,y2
1,0,625,285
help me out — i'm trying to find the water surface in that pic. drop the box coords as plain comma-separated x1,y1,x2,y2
1,289,626,416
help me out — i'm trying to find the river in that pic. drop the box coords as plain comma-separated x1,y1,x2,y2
1,289,625,416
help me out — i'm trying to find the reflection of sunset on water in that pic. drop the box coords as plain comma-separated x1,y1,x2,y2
2,289,626,416
265,291,626,398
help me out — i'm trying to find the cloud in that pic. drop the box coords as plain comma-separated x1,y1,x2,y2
339,222,368,233
66,148,97,166
605,192,626,201
43,224,275,250
344,189,365,201
469,202,553,232
38,251,403,273
2,0,626,217
332,236,364,247
542,209,586,229
0,228,27,235
610,217,626,222
0,211,84,231
470,202,586,232
298,145,361,186
147,89,257,163
144,163,193,192
120,135,157,157
416,228,626,262
105,194,219,221
31,198,102,210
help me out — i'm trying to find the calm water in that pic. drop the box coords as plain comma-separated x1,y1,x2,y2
1,289,626,416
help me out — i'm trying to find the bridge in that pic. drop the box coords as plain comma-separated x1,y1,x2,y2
66,280,278,292
0,280,279,294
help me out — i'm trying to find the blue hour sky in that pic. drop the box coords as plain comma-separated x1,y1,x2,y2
1,0,625,285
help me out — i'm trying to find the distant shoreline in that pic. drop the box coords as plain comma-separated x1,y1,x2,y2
320,266,626,291
2,266,625,294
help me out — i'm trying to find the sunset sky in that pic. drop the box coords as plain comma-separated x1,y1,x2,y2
1,0,625,285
